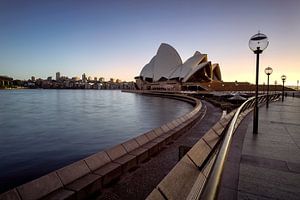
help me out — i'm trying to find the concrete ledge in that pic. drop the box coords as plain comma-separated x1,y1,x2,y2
161,124,170,133
171,119,180,127
134,134,150,146
84,151,112,171
93,162,122,186
156,156,199,200
203,129,220,149
144,131,158,141
186,173,206,200
16,172,70,200
187,139,211,167
142,142,160,156
166,122,176,130
146,188,165,200
157,132,173,144
152,136,167,149
56,160,90,186
65,174,101,199
105,145,127,161
212,122,225,136
128,147,149,163
219,117,230,127
121,139,140,153
0,189,21,200
113,154,137,172
153,127,164,136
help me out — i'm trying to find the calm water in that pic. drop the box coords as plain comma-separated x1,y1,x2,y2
0,89,192,192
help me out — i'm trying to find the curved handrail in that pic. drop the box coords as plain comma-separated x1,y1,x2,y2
200,93,280,200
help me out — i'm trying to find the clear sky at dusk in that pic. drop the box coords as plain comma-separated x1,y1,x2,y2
0,0,299,85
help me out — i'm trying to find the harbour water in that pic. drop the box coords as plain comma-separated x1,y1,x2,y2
0,89,193,192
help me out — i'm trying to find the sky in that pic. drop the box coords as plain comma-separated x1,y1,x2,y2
0,0,299,85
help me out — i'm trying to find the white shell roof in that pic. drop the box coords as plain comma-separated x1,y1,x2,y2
182,61,211,82
139,43,221,82
140,55,156,79
169,51,207,80
212,63,222,80
152,43,182,81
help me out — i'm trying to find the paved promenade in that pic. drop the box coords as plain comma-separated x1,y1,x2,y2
219,97,300,200
95,101,221,200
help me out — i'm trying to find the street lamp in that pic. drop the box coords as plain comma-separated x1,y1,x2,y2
249,32,269,134
264,67,273,108
281,75,286,101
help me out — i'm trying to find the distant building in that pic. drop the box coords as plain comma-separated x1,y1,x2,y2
72,76,80,81
60,76,69,81
0,75,13,86
56,72,60,81
82,73,87,82
116,79,121,83
94,77,97,81
31,76,36,82
109,78,114,83
47,77,52,81
88,76,92,81
99,77,105,82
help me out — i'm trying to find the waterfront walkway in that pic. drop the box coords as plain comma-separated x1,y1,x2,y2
95,101,222,200
219,97,300,200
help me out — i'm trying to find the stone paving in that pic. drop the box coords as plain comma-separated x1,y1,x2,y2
95,101,222,200
219,97,300,200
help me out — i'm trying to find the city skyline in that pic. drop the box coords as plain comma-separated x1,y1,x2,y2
0,0,299,85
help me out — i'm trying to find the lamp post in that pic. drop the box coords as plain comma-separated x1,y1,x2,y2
249,32,269,134
264,67,273,108
281,75,286,101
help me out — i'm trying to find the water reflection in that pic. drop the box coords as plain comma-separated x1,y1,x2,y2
0,89,192,192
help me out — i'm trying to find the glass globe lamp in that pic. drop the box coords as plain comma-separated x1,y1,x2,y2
264,67,273,75
249,32,269,54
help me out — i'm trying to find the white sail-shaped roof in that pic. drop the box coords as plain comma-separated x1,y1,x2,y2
212,63,222,80
152,43,182,81
138,43,222,83
140,55,156,79
169,51,207,80
182,61,211,82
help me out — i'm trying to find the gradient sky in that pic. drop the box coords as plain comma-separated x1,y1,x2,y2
0,0,299,85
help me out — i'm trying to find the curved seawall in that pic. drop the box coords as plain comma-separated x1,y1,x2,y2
0,91,203,200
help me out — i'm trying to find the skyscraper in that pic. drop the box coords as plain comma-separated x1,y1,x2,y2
82,73,87,82
56,72,60,81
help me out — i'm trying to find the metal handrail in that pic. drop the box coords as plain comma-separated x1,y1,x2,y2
200,93,280,200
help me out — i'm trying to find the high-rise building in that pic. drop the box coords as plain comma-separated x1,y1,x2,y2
31,76,36,82
82,73,87,82
56,72,60,81
47,77,52,81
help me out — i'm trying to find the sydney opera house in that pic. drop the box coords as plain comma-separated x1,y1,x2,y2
135,43,222,91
